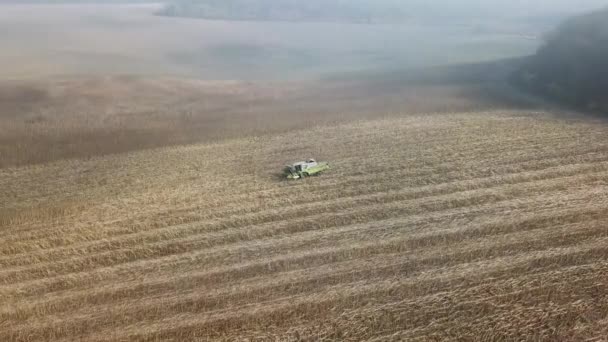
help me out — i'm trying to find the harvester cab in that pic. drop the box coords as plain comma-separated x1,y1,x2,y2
284,159,330,179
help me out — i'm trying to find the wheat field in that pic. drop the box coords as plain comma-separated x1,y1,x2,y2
0,75,511,169
2,111,608,341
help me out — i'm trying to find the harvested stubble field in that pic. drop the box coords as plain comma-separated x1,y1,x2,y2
2,111,608,341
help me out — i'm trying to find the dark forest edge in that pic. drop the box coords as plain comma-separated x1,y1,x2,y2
513,7,608,113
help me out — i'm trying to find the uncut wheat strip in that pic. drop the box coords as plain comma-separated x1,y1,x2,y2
0,166,560,260
208,222,605,342
2,119,604,232
364,299,601,342
122,139,608,216
565,316,608,341
4,200,603,310
0,145,251,209
3,199,606,301
1,183,602,301
0,112,596,186
330,115,603,149
314,143,608,196
0,201,89,230
172,135,602,192
0,156,602,265
356,252,608,322
0,217,89,239
269,124,607,177
3,232,604,342
4,127,608,243
0,130,253,181
386,279,608,342
340,138,608,176
0,250,423,325
310,113,597,151
321,130,587,171
330,129,608,171
2,170,604,285
60,142,608,240
0,163,462,247
3,134,604,246
311,136,608,187
0,114,600,211
11,178,608,280
170,251,604,342
272,260,608,342
224,133,608,191
115,231,608,340
0,127,576,220
6,142,602,246
415,296,600,341
6,207,607,324
162,270,608,342
0,116,402,185
8,207,605,328
44,239,608,342
200,270,608,341
256,114,540,155
9,212,608,332
4,201,603,329
3,158,607,264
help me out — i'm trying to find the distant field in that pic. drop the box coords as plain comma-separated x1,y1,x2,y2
0,67,540,168
0,3,543,168
0,4,539,80
3,112,608,340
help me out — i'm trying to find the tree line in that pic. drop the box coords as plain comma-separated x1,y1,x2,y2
514,7,608,111
158,0,408,24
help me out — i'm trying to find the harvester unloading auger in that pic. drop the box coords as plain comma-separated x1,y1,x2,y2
283,159,330,179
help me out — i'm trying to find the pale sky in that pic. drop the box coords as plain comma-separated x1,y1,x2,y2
387,0,608,17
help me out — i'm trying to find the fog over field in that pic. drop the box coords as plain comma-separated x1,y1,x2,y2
2,1,608,341
0,4,534,80
1,0,606,80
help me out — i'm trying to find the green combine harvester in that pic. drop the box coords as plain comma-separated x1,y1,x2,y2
284,159,330,179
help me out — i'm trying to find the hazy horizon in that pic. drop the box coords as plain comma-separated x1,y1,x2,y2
1,0,606,18
4,1,608,341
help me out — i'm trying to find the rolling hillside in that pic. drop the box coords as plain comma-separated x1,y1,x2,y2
2,111,608,341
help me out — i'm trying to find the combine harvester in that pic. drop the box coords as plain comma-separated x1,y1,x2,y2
284,159,330,180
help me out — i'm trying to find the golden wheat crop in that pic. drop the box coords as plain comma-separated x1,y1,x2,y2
2,111,608,341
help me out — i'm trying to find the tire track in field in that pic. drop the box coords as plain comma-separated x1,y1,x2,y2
1,181,604,302
2,170,606,285
5,208,606,323
4,129,606,245
50,241,608,342
6,208,608,336
3,157,608,264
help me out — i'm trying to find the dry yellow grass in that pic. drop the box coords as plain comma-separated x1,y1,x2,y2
2,111,608,341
